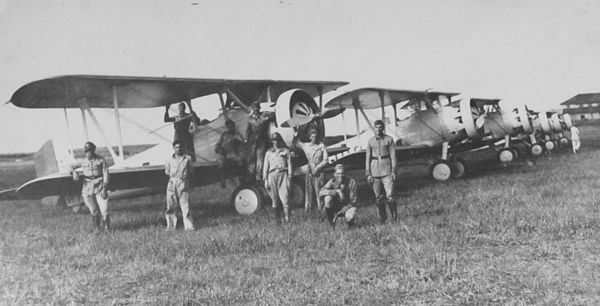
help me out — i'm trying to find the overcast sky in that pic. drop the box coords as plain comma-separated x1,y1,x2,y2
1,0,599,153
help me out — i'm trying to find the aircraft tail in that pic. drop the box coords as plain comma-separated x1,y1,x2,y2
33,139,77,177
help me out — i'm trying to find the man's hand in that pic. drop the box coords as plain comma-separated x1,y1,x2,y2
391,172,396,181
287,176,292,186
72,171,79,182
336,188,344,201
367,175,374,183
264,179,270,191
101,189,108,200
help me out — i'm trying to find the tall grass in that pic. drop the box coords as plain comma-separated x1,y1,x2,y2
2,139,600,304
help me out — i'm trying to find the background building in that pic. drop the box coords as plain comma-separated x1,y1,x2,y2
560,93,600,122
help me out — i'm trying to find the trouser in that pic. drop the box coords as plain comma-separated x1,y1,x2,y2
267,171,290,209
304,173,324,210
165,179,195,230
323,195,356,225
572,139,581,152
247,139,268,181
216,153,245,184
83,193,108,217
372,175,396,222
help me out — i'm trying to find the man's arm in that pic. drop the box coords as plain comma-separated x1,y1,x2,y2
164,159,170,176
187,156,194,177
315,146,328,173
318,179,336,197
164,105,175,123
389,136,396,174
102,158,110,187
287,149,292,178
365,140,372,177
262,152,270,181
348,179,357,205
215,133,224,153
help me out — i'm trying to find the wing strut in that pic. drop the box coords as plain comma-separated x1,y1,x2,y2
63,108,75,158
341,106,347,142
79,99,122,167
80,108,89,141
224,87,251,113
358,107,375,133
112,86,125,165
379,91,386,122
218,92,229,120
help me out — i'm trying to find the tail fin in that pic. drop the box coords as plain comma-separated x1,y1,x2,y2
33,140,59,177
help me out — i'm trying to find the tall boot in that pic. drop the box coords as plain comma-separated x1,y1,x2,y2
389,201,398,221
102,215,111,231
377,200,387,224
274,206,282,225
91,215,101,232
325,207,335,227
283,207,291,223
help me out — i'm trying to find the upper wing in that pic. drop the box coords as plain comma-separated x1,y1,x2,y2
325,88,459,109
9,75,348,109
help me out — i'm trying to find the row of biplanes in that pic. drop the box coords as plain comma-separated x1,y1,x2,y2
0,75,577,214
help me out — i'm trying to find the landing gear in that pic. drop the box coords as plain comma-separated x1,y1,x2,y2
451,158,467,179
231,184,267,215
559,137,569,147
544,140,555,152
498,148,515,163
429,160,452,181
530,144,543,156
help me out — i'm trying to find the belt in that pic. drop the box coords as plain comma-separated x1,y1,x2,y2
83,175,102,180
371,155,390,161
269,168,288,174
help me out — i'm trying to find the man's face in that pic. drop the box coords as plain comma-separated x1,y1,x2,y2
375,124,385,136
309,133,318,143
334,168,345,181
85,150,93,159
271,138,278,147
178,103,186,114
174,144,183,155
252,104,260,113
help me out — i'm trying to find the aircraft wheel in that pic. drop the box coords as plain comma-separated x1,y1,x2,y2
530,144,543,156
71,204,84,214
544,141,555,151
231,185,267,215
498,148,514,163
559,137,569,147
289,180,305,208
451,158,467,179
430,160,452,181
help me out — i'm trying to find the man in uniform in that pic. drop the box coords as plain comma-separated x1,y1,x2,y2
246,102,274,181
164,102,201,161
366,119,397,223
293,128,328,210
319,164,357,228
72,141,110,231
164,140,196,231
215,120,246,188
570,124,581,153
263,132,292,224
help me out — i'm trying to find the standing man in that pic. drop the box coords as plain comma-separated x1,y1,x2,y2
164,102,201,161
164,140,196,231
215,120,246,188
293,128,328,210
246,102,275,181
319,164,357,228
570,124,581,153
263,132,293,224
366,119,397,223
72,142,110,231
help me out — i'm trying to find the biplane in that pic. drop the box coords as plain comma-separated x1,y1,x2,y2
1,75,349,215
313,88,489,181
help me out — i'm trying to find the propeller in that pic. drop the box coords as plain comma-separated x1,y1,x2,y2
281,107,345,128
471,105,486,129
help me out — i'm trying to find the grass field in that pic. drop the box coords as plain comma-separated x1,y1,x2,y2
1,127,600,305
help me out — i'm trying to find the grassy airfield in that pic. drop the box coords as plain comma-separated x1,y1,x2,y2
1,126,600,305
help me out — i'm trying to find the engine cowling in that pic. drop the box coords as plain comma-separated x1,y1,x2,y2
537,112,552,134
549,113,562,132
561,113,573,129
517,104,534,134
458,98,485,139
272,89,324,146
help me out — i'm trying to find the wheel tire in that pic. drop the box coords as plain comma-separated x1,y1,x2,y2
451,158,467,179
498,148,514,163
430,160,452,181
559,137,569,147
544,141,555,151
530,144,543,156
510,148,520,160
231,185,267,215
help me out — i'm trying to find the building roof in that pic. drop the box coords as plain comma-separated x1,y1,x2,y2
560,93,600,105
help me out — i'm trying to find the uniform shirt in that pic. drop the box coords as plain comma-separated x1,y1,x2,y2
296,141,328,174
263,147,291,179
165,154,193,182
215,131,244,155
319,177,357,205
365,134,396,177
81,155,107,195
570,126,580,140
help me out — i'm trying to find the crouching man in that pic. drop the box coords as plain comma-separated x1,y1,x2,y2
319,164,357,228
72,141,110,231
164,140,196,231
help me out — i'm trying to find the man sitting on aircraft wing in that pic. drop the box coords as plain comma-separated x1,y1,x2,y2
164,102,201,161
246,102,275,181
72,141,111,232
366,119,398,223
215,120,246,188
293,128,328,210
319,164,357,228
